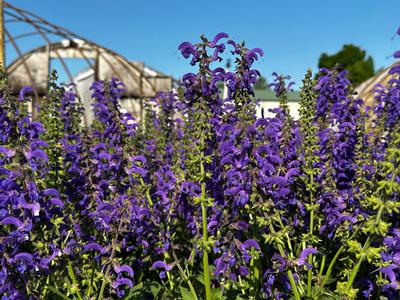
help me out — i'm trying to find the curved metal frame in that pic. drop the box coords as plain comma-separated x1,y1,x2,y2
3,1,159,118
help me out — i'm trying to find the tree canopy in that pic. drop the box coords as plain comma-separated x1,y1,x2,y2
318,44,375,87
254,76,269,89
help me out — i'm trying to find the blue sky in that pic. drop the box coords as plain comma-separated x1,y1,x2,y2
8,0,400,88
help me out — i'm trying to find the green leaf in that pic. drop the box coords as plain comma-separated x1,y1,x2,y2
180,286,193,300
211,288,226,299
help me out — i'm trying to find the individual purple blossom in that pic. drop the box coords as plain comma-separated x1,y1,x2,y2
1,216,23,229
18,86,33,102
151,261,173,279
114,264,134,278
380,265,399,289
296,247,318,266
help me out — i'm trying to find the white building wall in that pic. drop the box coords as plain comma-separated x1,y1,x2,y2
256,101,300,119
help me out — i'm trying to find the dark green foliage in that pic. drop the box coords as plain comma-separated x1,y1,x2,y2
254,76,269,90
318,44,375,86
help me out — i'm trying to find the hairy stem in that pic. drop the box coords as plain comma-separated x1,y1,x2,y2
269,224,301,300
97,217,124,300
345,205,384,292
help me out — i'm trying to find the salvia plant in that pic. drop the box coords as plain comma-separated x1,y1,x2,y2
2,30,400,300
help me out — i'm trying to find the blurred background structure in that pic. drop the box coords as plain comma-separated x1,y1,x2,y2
0,1,393,122
1,1,173,123
355,62,397,108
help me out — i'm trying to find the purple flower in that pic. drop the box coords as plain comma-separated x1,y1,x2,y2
112,277,134,297
84,242,105,253
18,86,33,102
1,216,23,228
239,266,249,276
178,42,196,58
210,32,229,47
114,265,134,278
239,239,260,251
380,265,399,289
12,253,34,273
19,198,40,216
297,247,318,266
42,188,60,198
151,261,173,279
151,261,172,271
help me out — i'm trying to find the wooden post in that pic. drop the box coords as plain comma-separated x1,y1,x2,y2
0,0,5,70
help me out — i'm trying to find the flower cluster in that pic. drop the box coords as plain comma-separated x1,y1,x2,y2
1,31,400,300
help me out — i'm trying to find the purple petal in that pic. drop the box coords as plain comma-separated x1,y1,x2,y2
19,86,33,102
14,252,34,264
207,220,218,231
20,199,40,216
50,198,64,208
380,265,398,289
240,239,260,251
298,247,318,265
84,242,104,253
1,216,23,228
151,261,172,271
0,146,15,158
210,32,229,46
43,188,60,198
239,266,249,276
114,265,134,278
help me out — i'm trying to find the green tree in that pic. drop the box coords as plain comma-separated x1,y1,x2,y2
254,75,269,89
318,44,375,87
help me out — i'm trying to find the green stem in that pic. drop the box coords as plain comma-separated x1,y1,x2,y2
318,255,326,279
306,170,315,298
314,224,363,297
269,224,301,300
86,261,96,299
42,275,50,298
172,250,199,300
97,218,123,300
47,286,71,300
316,245,344,296
345,205,384,292
201,198,212,300
140,177,153,206
307,209,315,297
287,270,301,300
197,118,212,300
276,213,293,253
67,261,83,300
250,256,261,294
